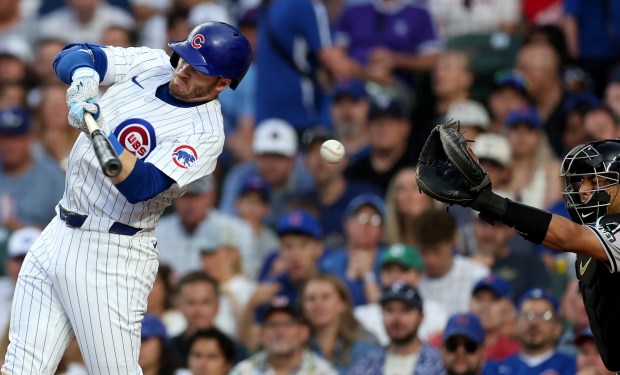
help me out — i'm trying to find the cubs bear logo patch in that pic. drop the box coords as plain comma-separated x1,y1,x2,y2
172,145,198,169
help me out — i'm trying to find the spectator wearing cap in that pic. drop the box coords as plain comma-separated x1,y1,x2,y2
561,93,602,152
241,210,324,350
301,126,382,248
411,209,488,317
445,100,490,141
321,194,386,306
0,36,33,86
232,297,337,375
441,313,486,375
471,133,513,199
329,80,371,164
140,313,182,375
584,106,620,141
156,175,254,277
170,271,248,368
354,244,449,345
483,288,576,375
487,70,532,133
345,95,416,194
506,107,563,210
0,107,65,230
187,328,236,375
301,275,381,374
469,274,519,361
348,282,445,375
235,175,280,279
573,327,613,375
194,219,257,340
219,118,314,226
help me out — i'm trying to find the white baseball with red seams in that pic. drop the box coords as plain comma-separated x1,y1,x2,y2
320,139,345,163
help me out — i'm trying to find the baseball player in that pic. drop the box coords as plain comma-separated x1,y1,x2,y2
2,22,251,375
416,126,620,373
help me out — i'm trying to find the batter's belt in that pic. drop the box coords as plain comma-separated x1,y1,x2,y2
59,205,143,236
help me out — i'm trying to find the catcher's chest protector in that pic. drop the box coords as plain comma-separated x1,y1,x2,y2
577,250,620,372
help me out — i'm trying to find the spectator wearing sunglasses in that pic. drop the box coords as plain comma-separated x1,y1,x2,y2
483,288,576,375
441,313,486,375
321,194,386,306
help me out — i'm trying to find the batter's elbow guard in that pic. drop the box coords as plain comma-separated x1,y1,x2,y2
53,43,108,84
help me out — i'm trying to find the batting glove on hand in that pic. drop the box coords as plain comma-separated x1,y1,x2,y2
66,68,102,134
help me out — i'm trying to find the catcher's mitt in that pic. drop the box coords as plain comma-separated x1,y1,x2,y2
415,122,491,206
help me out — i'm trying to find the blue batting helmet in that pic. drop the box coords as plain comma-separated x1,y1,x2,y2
168,22,252,90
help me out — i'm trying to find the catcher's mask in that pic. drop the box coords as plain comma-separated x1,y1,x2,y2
560,140,620,224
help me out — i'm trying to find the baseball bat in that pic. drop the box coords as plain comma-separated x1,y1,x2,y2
84,112,122,178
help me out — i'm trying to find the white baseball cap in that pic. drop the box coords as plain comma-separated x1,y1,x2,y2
472,133,512,167
447,100,490,130
7,227,41,258
252,119,298,157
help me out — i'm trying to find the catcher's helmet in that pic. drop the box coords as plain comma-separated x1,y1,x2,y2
560,140,620,224
168,22,252,90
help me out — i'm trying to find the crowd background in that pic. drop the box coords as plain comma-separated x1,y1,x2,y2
0,0,619,374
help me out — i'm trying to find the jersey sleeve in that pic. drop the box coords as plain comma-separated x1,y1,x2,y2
297,0,333,53
586,223,620,273
101,46,171,86
143,126,225,188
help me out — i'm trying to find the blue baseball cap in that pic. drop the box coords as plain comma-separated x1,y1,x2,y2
368,95,408,119
333,79,367,101
518,288,559,313
443,313,485,345
0,107,30,136
259,296,301,324
344,193,385,219
506,107,542,129
238,175,271,202
472,274,512,299
276,209,322,239
380,282,423,310
142,314,167,340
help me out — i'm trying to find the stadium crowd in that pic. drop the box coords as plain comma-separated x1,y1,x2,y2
1,0,619,373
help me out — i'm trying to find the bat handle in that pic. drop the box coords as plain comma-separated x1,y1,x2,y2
84,112,122,178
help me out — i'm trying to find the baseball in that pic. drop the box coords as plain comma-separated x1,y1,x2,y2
320,139,345,163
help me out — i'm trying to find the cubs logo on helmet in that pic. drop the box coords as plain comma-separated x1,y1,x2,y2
191,34,205,49
113,118,156,159
172,145,198,169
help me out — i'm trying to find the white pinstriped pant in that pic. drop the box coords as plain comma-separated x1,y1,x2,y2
2,216,159,375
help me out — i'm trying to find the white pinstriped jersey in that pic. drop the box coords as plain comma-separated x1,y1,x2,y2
59,46,224,229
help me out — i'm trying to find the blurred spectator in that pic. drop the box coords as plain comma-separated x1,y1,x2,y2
219,119,314,226
433,51,474,118
156,175,254,277
329,80,371,163
487,70,532,133
471,217,550,301
354,244,449,345
515,43,570,156
194,219,257,339
348,282,445,375
241,210,324,349
0,83,27,109
440,313,486,375
506,107,563,209
301,126,381,248
0,0,37,43
384,167,436,246
232,297,337,375
584,106,620,141
604,71,620,119
301,275,381,374
131,0,171,25
416,208,489,315
557,278,590,356
335,0,440,86
234,175,279,279
574,327,614,375
38,0,135,44
471,133,513,198
101,24,138,47
141,7,191,51
445,100,490,141
564,0,620,96
483,288,576,374
140,314,182,375
146,265,186,337
187,328,236,375
0,38,31,86
219,8,258,164
524,24,570,71
34,83,78,171
321,194,385,306
429,0,520,40
0,227,40,343
32,39,65,87
561,93,601,153
469,274,519,361
188,3,231,28
170,272,247,367
255,0,379,132
0,107,65,230
345,95,415,194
